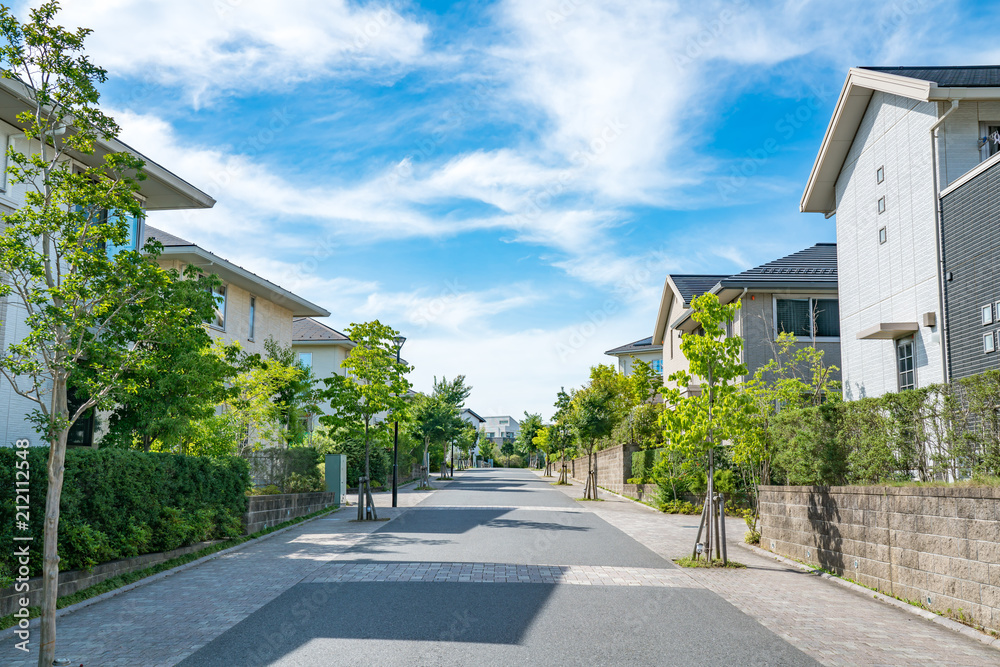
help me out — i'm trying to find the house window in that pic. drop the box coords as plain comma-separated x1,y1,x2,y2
297,352,312,369
66,386,95,447
979,124,1000,161
897,337,915,391
651,359,663,374
877,196,886,214
983,305,993,326
207,283,226,330
985,332,996,354
879,227,887,245
775,298,840,339
248,296,256,340
104,208,143,258
876,166,884,184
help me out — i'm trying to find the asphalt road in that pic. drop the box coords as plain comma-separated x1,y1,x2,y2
179,469,818,666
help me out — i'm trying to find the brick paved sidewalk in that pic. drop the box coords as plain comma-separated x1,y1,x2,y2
542,474,1000,666
1,486,440,667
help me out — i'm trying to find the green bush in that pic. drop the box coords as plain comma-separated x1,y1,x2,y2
0,448,249,576
285,471,324,493
656,476,689,503
631,448,663,484
660,500,701,515
687,469,736,495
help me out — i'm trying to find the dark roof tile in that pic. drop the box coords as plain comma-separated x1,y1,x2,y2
670,275,728,307
605,336,662,355
720,243,837,288
861,66,1000,87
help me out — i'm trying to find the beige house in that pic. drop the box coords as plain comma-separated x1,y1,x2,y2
291,317,355,431
653,275,727,395
143,226,329,354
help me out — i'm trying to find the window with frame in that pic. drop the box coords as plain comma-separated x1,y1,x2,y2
979,123,1000,161
207,283,226,330
897,337,915,391
775,298,840,338
298,352,312,369
248,296,256,340
985,332,996,354
651,359,663,374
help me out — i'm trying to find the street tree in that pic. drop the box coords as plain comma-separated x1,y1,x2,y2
515,411,544,466
658,292,746,563
570,368,619,499
0,5,225,663
319,320,411,519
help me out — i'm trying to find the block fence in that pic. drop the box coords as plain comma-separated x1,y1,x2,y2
556,443,640,495
0,491,339,617
759,485,1000,634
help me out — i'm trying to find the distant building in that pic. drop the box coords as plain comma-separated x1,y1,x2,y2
291,317,355,432
481,415,520,445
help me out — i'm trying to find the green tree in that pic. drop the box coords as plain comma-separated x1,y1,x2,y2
658,293,746,561
319,320,410,517
0,5,218,661
570,368,619,499
515,412,544,465
408,392,451,485
98,274,238,451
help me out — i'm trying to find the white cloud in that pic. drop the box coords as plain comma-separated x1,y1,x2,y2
49,0,430,104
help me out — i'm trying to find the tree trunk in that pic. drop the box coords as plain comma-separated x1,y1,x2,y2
39,396,69,667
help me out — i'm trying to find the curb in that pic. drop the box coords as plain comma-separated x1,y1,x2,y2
0,505,343,641
736,541,1000,651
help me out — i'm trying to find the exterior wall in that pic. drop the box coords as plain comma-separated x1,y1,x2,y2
482,415,520,444
940,155,1000,379
157,258,293,356
737,290,842,383
760,485,1000,634
292,342,350,430
661,292,693,390
834,91,943,400
558,443,640,495
611,350,662,376
938,100,1000,188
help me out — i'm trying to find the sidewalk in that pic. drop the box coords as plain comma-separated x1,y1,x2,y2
543,474,1000,666
2,484,442,667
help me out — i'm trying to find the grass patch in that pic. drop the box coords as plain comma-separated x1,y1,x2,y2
0,504,341,631
883,476,1000,488
551,481,572,486
674,557,746,569
414,485,435,491
576,497,605,501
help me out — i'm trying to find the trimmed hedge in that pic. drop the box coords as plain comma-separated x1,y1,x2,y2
0,448,249,582
630,448,664,484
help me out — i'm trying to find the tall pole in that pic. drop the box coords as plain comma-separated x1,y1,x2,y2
392,336,405,508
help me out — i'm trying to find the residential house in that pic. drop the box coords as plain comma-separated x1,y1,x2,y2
291,317,356,432
653,245,842,391
481,415,520,446
460,408,485,429
144,226,329,356
0,73,218,446
801,66,1000,398
652,274,728,395
604,337,663,376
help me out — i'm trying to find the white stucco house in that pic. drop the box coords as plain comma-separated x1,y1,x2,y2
291,317,355,432
481,415,520,446
604,337,663,376
801,66,1000,398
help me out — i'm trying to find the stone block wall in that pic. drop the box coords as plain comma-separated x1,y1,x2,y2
759,485,1000,633
558,443,640,495
244,491,338,534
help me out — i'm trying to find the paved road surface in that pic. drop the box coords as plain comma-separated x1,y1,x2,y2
4,468,998,665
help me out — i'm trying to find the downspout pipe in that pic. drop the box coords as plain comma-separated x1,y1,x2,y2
930,99,960,386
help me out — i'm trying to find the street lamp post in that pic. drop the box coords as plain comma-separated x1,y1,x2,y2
392,335,406,508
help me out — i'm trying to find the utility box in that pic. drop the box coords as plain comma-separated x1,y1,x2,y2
325,454,347,506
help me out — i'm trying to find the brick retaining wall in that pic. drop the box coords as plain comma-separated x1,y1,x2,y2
244,491,338,534
759,485,1000,633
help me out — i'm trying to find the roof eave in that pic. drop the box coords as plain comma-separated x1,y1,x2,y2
801,68,935,215
0,78,215,211
717,279,839,292
159,246,330,318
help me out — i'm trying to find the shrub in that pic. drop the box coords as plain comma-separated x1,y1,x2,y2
0,448,249,576
660,500,701,515
285,471,324,493
631,448,663,484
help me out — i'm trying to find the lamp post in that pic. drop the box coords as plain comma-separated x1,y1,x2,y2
392,335,406,508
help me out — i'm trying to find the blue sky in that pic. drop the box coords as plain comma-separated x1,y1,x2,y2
32,0,1000,419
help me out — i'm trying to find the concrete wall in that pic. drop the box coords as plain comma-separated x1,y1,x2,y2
760,485,1000,633
834,92,943,400
244,491,338,534
558,443,640,495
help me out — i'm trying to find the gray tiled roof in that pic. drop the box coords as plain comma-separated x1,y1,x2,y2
670,275,727,307
861,66,1000,87
292,317,352,342
720,243,837,288
142,225,195,247
605,336,662,355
